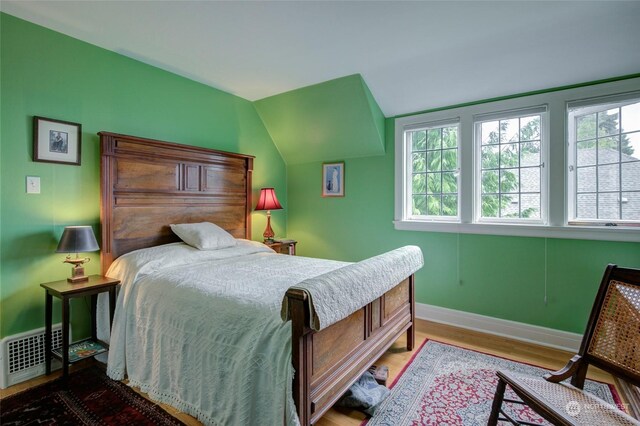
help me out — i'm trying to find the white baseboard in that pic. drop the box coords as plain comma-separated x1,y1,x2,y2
415,302,582,353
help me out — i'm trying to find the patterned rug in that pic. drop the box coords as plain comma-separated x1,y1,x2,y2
364,339,623,425
0,365,184,425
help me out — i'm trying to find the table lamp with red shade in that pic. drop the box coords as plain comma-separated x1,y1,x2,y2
254,188,282,243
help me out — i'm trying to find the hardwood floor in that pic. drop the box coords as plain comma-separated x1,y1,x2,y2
0,319,616,425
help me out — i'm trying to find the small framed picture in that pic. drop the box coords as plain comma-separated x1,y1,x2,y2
33,116,82,166
322,162,345,197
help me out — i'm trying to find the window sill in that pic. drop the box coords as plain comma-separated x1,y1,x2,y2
393,220,640,242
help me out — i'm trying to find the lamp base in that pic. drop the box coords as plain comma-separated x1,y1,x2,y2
263,210,275,242
67,265,89,283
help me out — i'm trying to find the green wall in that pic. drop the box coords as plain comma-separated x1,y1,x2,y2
0,13,286,339
255,74,385,165
288,119,640,335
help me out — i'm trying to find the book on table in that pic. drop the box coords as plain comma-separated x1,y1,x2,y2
52,339,107,362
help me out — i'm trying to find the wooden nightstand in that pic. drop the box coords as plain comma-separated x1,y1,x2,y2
41,275,120,378
265,239,297,255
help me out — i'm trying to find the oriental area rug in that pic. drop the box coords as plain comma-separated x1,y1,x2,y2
364,339,623,426
0,365,184,425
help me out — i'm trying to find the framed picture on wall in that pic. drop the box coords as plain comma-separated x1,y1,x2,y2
33,116,82,165
322,162,345,197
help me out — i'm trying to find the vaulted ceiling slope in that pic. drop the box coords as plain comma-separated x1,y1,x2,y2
255,75,385,165
1,1,639,117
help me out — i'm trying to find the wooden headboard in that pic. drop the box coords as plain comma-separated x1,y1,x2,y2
99,132,254,274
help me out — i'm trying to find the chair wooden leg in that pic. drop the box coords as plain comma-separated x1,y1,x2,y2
570,362,588,389
488,377,507,426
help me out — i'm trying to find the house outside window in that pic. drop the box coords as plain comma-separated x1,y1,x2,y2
568,93,640,226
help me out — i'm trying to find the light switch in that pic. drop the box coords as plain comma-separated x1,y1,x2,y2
26,176,40,194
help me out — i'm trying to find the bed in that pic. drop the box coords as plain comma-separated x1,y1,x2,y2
98,131,421,425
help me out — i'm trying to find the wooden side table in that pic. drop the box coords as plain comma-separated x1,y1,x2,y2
265,239,297,255
41,275,120,378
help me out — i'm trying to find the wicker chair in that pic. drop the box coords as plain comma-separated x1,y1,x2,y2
488,264,640,426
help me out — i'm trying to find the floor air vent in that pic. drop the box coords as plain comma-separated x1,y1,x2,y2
0,324,66,389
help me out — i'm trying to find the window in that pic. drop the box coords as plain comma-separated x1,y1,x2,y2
568,93,640,226
475,108,547,223
406,121,460,220
394,76,640,241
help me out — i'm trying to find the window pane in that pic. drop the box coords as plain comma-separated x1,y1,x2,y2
598,193,619,219
481,121,499,145
482,170,499,193
622,162,640,191
598,164,619,192
482,146,499,169
482,195,499,217
576,113,596,141
441,149,457,171
500,143,519,168
521,167,540,193
427,150,441,172
427,129,441,150
442,195,458,216
501,195,518,217
621,101,640,133
427,195,441,215
597,108,620,137
500,169,519,193
412,195,427,215
577,193,597,219
407,123,459,219
411,130,426,151
477,111,545,221
412,173,426,194
598,136,619,164
621,192,640,220
570,96,640,224
520,115,540,141
520,141,540,167
624,132,640,161
521,194,540,219
442,172,457,194
577,166,596,193
577,141,596,167
443,127,458,148
427,173,441,194
500,118,519,143
412,152,426,172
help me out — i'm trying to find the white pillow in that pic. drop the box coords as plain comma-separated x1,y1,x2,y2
170,222,237,250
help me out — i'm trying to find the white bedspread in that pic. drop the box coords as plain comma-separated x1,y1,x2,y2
98,240,347,426
281,245,424,331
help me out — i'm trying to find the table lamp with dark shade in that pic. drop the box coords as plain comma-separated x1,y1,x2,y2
254,188,282,242
56,226,99,283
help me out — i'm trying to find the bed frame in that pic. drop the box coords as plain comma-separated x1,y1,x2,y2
99,131,415,425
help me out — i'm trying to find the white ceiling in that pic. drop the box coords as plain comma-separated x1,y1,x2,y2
2,1,639,117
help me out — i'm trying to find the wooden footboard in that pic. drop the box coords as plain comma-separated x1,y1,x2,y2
286,275,415,425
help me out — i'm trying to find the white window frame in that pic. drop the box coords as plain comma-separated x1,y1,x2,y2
567,91,640,227
473,106,549,225
403,119,461,223
394,77,640,242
